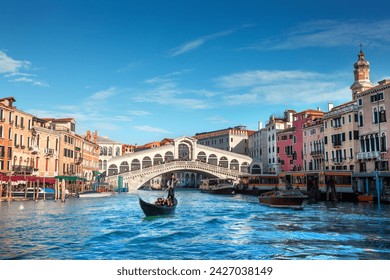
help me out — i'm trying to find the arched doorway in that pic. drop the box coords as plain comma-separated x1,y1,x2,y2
208,154,218,165
108,164,118,176
131,159,141,171
119,161,129,173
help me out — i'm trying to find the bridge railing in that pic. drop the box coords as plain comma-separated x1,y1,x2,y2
108,160,250,180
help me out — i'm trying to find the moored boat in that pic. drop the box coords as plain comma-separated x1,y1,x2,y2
357,193,376,203
12,187,56,199
199,178,236,195
139,197,177,216
259,188,307,209
78,190,112,198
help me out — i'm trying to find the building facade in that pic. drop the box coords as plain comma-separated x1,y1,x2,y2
194,126,254,155
323,101,359,171
302,118,325,171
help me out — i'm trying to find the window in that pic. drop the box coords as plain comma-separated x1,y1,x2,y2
380,107,387,123
358,98,363,106
348,114,352,123
359,112,364,127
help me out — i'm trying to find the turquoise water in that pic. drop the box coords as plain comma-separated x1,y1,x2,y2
0,189,389,260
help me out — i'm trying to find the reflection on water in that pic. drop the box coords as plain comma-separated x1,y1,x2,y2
1,189,389,260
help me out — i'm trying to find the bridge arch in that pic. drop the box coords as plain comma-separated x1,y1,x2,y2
230,159,239,170
131,159,141,171
108,164,118,176
220,156,228,168
142,156,152,168
119,161,130,173
197,151,207,162
153,154,163,165
164,151,174,162
208,154,218,165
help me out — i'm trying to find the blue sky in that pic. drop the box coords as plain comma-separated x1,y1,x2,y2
1,0,390,144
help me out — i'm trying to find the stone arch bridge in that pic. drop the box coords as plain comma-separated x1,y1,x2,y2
106,136,262,192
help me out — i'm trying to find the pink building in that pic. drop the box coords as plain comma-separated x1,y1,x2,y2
277,109,324,172
277,127,295,172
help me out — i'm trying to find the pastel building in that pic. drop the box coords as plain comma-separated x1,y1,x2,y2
194,125,254,155
248,122,267,174
264,110,294,173
302,118,325,171
323,101,359,171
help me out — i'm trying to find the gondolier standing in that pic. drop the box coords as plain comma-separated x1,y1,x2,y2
166,174,177,203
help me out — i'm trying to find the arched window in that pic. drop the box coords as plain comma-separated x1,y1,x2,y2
116,147,120,156
208,154,217,165
381,133,387,152
142,157,152,168
153,154,163,165
108,147,113,156
219,156,228,168
196,152,207,163
46,136,50,148
131,159,141,171
98,160,102,170
380,106,386,123
374,108,378,124
0,125,3,138
119,161,129,173
359,112,364,127
103,160,107,170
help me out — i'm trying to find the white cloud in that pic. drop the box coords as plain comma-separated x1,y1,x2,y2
0,50,48,87
128,110,151,116
216,69,351,106
215,70,323,88
206,116,230,124
0,50,30,73
244,19,390,50
133,73,213,110
134,125,170,134
169,25,253,57
90,87,117,100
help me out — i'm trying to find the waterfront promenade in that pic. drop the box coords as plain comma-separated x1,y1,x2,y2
1,189,389,260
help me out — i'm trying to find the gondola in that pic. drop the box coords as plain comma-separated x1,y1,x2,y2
139,197,178,216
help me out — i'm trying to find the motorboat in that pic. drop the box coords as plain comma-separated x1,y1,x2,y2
78,190,112,198
259,188,307,209
199,178,236,195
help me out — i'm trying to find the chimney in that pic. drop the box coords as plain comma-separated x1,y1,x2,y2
86,131,91,141
258,121,263,130
93,130,98,144
328,102,334,112
317,107,321,111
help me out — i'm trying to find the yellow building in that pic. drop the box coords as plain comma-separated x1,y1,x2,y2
323,101,359,171
0,96,100,183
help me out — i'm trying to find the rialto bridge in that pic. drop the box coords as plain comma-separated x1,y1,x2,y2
105,136,262,192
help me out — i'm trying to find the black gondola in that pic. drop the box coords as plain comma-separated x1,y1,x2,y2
139,197,178,217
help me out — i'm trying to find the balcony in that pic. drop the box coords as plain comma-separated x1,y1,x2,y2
75,157,83,165
12,165,34,175
29,145,39,154
310,150,324,159
333,141,342,148
44,148,54,156
356,151,381,160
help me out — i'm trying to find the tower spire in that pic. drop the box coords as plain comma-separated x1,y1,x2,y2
350,46,374,100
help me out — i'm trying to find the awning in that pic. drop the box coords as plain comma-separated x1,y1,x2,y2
0,175,56,184
54,175,87,182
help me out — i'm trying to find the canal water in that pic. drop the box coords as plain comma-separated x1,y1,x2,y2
1,189,389,260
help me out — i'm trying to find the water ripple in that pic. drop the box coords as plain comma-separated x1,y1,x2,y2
1,190,390,260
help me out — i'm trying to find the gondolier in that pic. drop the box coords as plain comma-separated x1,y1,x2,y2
166,174,177,202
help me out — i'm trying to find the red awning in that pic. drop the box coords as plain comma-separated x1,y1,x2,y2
0,175,56,184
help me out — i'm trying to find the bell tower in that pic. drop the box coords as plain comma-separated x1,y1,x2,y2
350,46,374,100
